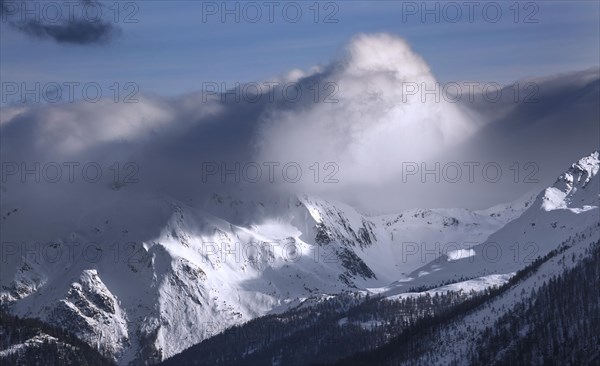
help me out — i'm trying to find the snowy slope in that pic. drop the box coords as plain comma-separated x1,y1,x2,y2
392,222,600,366
2,194,357,364
382,151,600,297
300,194,533,285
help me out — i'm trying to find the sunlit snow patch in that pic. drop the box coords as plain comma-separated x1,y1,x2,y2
446,249,476,262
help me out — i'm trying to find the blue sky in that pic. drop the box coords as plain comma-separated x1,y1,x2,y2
1,0,599,99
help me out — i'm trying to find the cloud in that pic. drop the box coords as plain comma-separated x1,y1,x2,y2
255,33,476,189
1,33,598,223
12,18,120,45
1,0,121,45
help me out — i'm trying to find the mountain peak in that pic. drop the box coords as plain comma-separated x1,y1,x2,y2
541,151,599,211
556,150,599,189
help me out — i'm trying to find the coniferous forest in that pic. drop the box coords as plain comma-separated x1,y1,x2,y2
0,311,114,366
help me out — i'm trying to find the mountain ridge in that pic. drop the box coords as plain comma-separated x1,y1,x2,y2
1,151,598,364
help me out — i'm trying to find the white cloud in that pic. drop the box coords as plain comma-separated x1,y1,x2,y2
255,33,476,187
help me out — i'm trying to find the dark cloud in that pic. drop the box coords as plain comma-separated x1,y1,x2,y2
1,0,121,45
12,18,120,45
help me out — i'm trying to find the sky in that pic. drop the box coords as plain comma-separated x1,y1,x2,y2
1,0,599,214
1,0,599,98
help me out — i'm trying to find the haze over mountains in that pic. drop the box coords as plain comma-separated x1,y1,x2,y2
1,34,599,365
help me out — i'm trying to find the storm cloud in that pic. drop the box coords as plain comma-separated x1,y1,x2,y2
1,0,121,45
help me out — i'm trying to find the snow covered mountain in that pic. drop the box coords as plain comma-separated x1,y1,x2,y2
340,153,600,366
382,150,600,297
0,194,526,364
160,151,600,366
1,152,597,365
